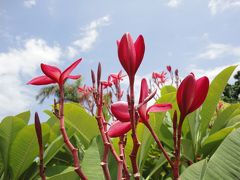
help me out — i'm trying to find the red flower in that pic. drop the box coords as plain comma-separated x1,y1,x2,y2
101,76,112,89
177,73,209,118
109,78,172,137
166,65,172,72
108,120,131,138
117,33,145,81
27,59,82,86
152,71,167,84
109,70,126,85
78,85,93,96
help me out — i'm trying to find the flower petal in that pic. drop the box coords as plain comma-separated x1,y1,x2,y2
118,33,136,77
41,64,61,83
177,74,196,116
138,78,149,121
60,58,82,83
27,75,56,85
110,101,130,122
108,121,131,138
147,103,172,114
68,75,81,80
189,76,209,113
134,34,145,74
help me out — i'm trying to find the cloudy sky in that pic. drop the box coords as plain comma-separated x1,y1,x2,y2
0,0,240,121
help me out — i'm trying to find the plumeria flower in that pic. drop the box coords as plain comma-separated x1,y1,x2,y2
166,65,172,73
101,76,112,89
27,59,82,86
177,73,209,119
109,70,126,85
117,33,145,82
78,85,93,96
108,78,172,137
152,71,167,84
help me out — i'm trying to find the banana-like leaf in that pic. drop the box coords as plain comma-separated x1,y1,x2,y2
15,111,30,125
45,166,79,180
9,124,50,180
200,65,237,139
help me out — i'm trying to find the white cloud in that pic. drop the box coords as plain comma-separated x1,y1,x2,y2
23,0,37,8
196,43,240,60
209,0,240,15
67,15,111,58
0,38,61,118
166,0,182,8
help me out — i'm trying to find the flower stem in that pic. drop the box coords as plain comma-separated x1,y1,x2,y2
119,136,130,180
144,121,174,168
59,85,87,180
128,79,140,180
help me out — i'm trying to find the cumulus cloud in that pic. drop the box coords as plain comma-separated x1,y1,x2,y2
23,0,37,8
67,15,111,58
0,38,61,118
208,0,240,15
166,0,182,8
195,43,240,60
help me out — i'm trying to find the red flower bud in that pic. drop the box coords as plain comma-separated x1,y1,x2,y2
166,65,172,72
117,33,145,81
177,73,209,118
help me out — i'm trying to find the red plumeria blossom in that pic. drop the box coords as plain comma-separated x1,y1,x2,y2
107,120,131,138
27,59,82,86
108,78,172,137
152,71,167,84
101,76,113,89
177,73,209,119
78,85,93,96
117,33,145,81
109,70,126,85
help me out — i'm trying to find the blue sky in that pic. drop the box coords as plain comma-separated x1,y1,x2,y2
1,0,240,121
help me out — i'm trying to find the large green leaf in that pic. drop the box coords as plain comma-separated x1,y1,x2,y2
203,128,240,179
180,160,207,180
200,66,237,138
45,166,79,180
0,116,26,177
161,85,176,96
210,104,240,135
82,138,104,179
63,103,99,146
9,124,50,180
15,111,30,125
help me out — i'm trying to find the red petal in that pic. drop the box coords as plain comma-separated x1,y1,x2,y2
147,103,172,114
41,64,61,83
60,59,82,83
138,78,149,121
110,101,130,122
134,34,145,74
108,121,131,138
68,75,81,80
177,74,196,116
27,75,56,85
118,33,136,77
188,76,209,113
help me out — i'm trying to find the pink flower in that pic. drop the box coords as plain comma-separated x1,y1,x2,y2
152,71,167,84
108,78,172,137
108,121,131,138
78,85,93,96
101,76,112,89
177,73,209,118
109,70,126,85
27,59,81,86
117,33,145,81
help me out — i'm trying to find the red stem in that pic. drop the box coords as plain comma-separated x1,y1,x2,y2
59,85,87,180
129,79,140,180
173,115,184,180
144,122,174,168
119,136,130,180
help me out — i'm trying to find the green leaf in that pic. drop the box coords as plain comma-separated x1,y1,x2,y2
82,138,104,180
203,128,240,179
0,116,26,177
9,124,50,180
63,103,99,147
210,104,240,135
15,111,30,125
180,159,207,180
200,65,237,139
45,166,79,180
161,85,176,96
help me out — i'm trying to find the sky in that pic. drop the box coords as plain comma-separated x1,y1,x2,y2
0,0,240,121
